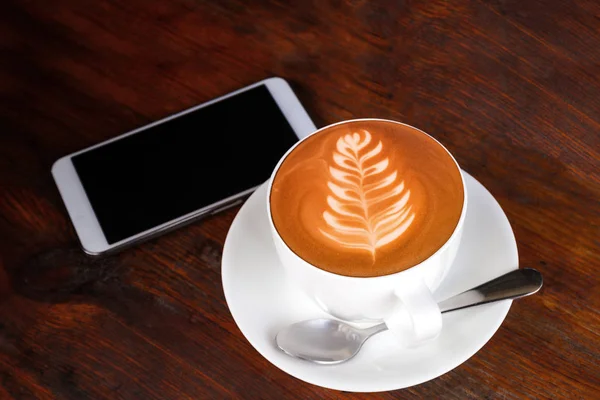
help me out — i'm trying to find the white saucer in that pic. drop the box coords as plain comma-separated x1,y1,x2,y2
222,171,518,392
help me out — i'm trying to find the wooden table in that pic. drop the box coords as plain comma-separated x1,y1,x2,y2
1,0,598,398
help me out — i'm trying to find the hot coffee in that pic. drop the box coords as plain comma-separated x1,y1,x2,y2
270,120,464,277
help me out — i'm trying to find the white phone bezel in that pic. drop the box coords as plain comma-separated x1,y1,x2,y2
51,77,317,255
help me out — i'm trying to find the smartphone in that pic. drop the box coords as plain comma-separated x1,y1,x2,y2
52,77,316,255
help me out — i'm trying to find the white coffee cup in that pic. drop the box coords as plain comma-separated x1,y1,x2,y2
266,119,467,346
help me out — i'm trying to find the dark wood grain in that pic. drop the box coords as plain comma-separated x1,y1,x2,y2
1,0,599,398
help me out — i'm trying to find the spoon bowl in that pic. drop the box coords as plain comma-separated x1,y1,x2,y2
276,319,387,364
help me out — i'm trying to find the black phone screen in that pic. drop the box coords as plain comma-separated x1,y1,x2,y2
72,84,301,244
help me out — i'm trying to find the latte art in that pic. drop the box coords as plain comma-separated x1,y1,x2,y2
270,120,464,277
320,130,415,258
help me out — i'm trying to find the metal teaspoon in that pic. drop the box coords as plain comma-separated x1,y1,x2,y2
275,268,543,364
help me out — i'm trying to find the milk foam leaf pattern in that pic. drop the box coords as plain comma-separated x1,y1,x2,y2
319,130,415,258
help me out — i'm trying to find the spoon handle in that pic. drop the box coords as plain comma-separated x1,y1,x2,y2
437,268,543,313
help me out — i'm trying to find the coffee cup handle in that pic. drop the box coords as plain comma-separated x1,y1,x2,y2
384,279,442,346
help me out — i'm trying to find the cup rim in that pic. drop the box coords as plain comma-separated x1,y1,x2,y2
266,118,468,282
